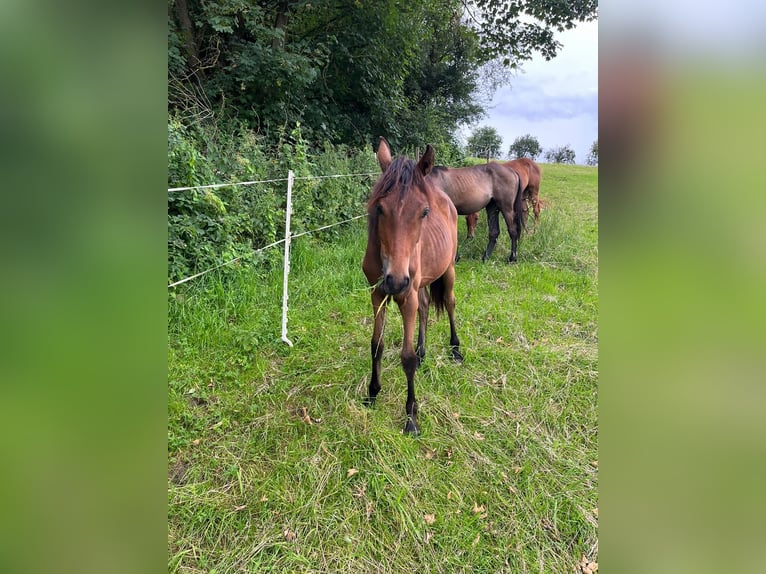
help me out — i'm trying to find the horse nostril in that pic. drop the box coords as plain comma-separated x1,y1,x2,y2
383,274,410,294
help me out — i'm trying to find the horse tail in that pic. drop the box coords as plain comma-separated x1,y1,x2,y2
429,277,447,318
512,168,526,234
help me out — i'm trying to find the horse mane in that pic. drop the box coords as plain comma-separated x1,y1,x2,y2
368,156,426,208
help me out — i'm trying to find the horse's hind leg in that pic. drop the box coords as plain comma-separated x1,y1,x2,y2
482,202,501,262
365,288,388,407
501,208,521,263
416,288,430,367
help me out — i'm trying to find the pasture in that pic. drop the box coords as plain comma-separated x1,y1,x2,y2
168,163,598,573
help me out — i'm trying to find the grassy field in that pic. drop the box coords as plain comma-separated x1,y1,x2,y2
168,163,598,573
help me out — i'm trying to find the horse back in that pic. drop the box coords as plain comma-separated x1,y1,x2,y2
427,165,494,215
504,158,541,190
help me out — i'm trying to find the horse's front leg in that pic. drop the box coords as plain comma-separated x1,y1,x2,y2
466,212,478,240
531,187,541,226
365,287,388,407
442,265,463,363
415,288,430,367
398,293,421,435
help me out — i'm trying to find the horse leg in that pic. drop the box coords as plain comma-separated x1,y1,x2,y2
466,212,478,240
501,208,520,263
521,191,531,230
482,202,501,262
416,287,430,367
398,294,421,435
531,186,541,225
442,265,463,363
365,288,388,407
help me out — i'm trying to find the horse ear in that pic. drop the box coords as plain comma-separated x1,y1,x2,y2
418,144,435,176
377,137,392,172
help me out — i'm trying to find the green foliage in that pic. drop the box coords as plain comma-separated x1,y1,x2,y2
466,126,503,160
471,0,598,64
168,0,484,149
586,139,598,166
167,118,377,284
508,134,543,159
167,118,247,282
168,1,598,150
544,145,577,164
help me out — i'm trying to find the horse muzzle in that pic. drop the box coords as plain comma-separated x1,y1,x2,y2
382,273,410,295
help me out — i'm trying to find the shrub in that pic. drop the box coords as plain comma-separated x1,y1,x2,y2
544,145,576,164
508,134,542,159
168,118,377,284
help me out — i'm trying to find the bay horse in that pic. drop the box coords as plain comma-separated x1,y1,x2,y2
503,158,543,227
428,163,525,262
465,212,479,240
362,138,463,435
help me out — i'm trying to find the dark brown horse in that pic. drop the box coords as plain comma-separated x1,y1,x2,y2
503,158,543,227
461,158,542,242
428,163,525,262
362,138,463,435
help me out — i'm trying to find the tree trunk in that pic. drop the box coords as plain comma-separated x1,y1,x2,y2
174,0,200,73
272,0,290,50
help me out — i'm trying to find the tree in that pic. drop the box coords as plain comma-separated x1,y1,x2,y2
586,139,598,166
508,134,542,159
467,126,503,160
168,0,487,148
469,0,598,66
167,1,599,148
545,145,576,164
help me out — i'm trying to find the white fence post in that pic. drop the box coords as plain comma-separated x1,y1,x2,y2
281,170,294,347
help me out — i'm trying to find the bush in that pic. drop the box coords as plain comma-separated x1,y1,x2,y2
544,145,576,164
586,140,598,166
167,118,377,284
508,134,542,159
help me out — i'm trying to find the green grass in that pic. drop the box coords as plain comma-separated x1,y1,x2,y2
168,163,598,573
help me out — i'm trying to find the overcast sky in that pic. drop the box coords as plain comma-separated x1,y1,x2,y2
476,19,598,164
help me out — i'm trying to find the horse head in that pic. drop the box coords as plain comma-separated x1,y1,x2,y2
367,138,435,295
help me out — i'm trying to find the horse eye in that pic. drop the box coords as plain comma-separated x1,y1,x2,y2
376,204,384,216
421,207,430,218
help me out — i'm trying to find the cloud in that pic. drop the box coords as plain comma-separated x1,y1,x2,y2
479,20,598,163
491,86,598,122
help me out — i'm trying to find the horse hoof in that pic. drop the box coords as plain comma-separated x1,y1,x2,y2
451,348,464,363
404,419,420,436
508,255,517,264
363,396,376,408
